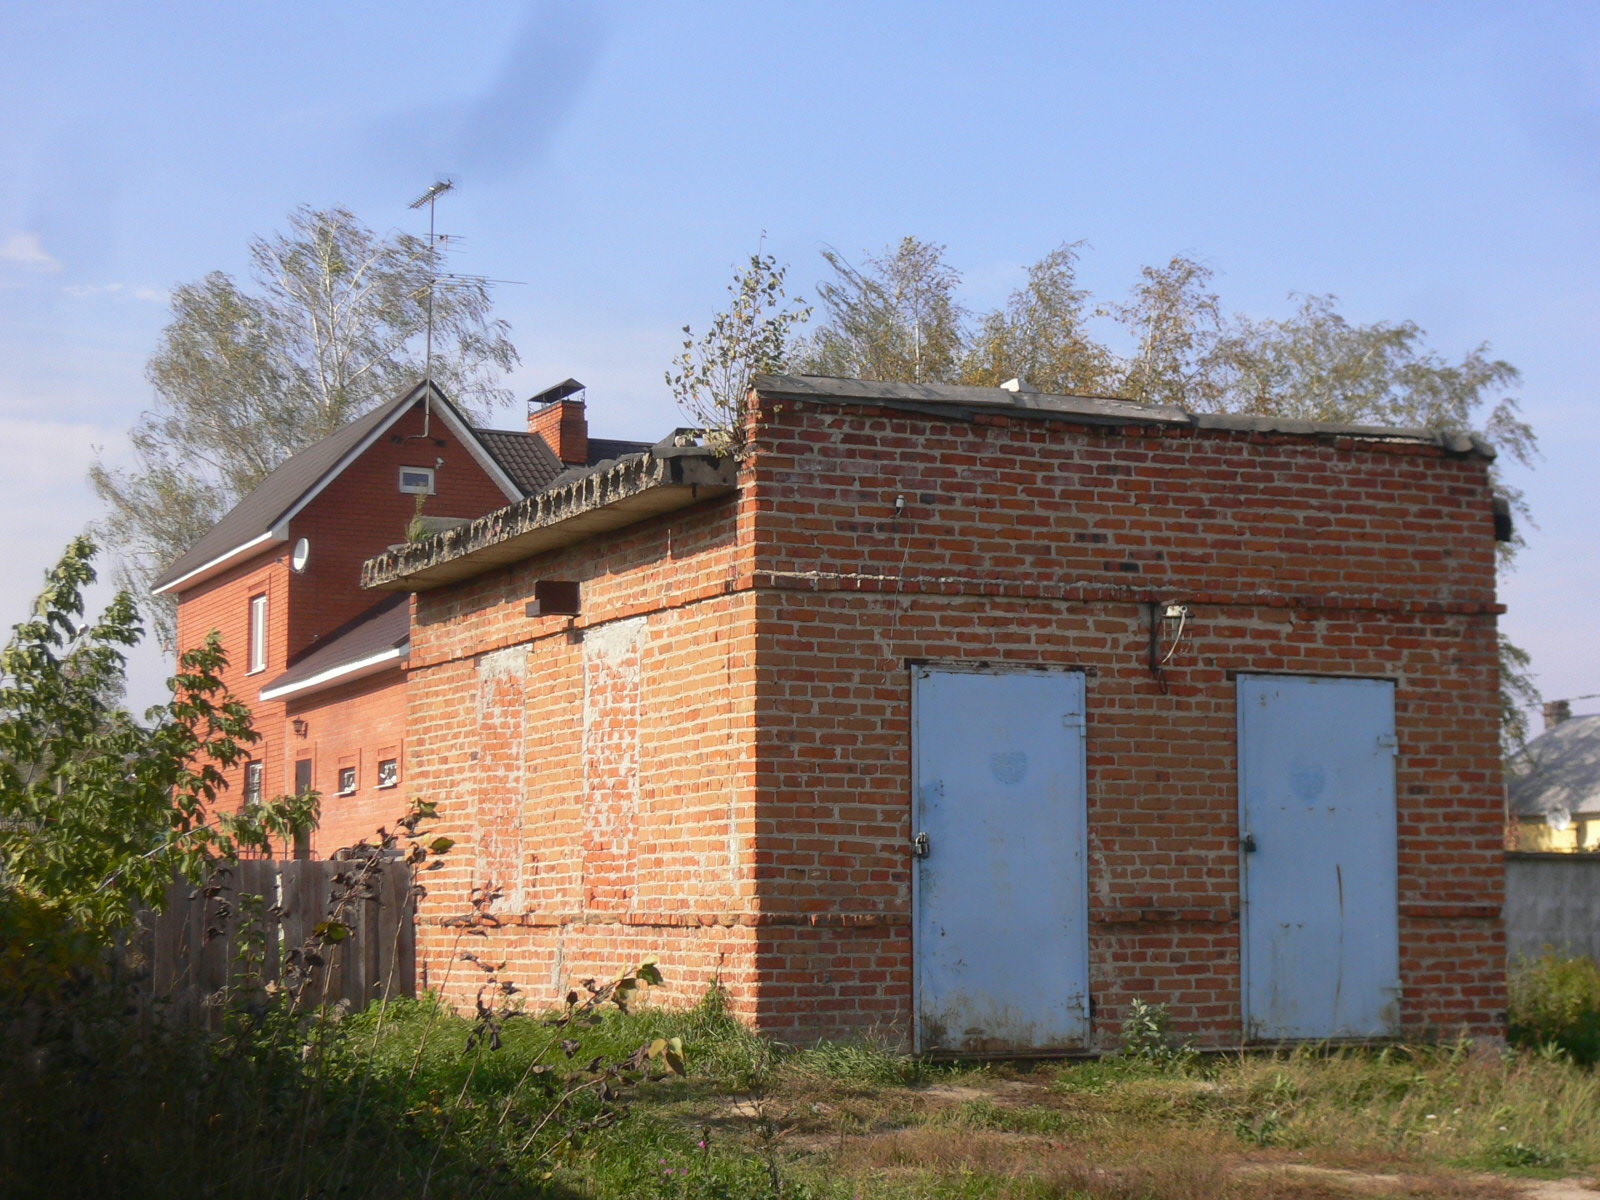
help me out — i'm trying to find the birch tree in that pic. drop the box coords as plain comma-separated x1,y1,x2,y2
90,206,519,645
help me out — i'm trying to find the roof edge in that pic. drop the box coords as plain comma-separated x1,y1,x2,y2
751,374,1497,459
258,645,407,701
151,530,285,596
362,447,737,592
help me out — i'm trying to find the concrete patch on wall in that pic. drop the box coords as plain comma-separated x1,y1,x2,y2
476,646,528,912
583,616,647,911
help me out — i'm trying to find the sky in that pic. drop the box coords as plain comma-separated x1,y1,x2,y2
1,0,1596,718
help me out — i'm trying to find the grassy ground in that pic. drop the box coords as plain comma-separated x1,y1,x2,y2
548,1004,1600,1200
6,981,1600,1199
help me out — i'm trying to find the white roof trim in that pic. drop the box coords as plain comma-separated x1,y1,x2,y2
258,644,406,702
151,530,283,596
277,384,523,529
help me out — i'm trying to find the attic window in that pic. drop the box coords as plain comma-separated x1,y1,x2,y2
399,466,436,495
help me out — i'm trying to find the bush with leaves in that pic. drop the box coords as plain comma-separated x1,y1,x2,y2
0,537,313,994
666,250,811,455
1508,950,1600,1065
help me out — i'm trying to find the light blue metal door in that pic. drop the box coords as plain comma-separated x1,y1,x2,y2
1238,674,1401,1041
912,666,1089,1054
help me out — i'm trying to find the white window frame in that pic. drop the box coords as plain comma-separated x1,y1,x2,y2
248,593,268,674
376,758,399,789
243,760,263,805
398,466,436,495
337,766,358,796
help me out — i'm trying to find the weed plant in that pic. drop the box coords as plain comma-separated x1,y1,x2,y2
1508,950,1600,1064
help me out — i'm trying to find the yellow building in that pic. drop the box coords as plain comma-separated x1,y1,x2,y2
1509,706,1600,853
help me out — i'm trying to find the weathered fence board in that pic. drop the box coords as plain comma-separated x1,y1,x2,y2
1505,852,1600,964
142,858,415,1022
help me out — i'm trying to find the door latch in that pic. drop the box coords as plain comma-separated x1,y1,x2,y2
912,831,931,859
1242,832,1257,853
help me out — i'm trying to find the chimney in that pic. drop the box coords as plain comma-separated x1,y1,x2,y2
527,378,588,466
1544,699,1572,731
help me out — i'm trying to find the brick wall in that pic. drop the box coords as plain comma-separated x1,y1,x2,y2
400,389,1505,1049
173,547,290,818
406,496,762,1016
281,670,408,854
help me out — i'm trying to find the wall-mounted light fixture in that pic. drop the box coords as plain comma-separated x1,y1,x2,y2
292,718,309,737
1147,602,1192,692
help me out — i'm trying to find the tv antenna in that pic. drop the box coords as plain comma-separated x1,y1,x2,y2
408,179,455,397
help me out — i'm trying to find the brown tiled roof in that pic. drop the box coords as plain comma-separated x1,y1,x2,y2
474,429,563,493
259,593,409,700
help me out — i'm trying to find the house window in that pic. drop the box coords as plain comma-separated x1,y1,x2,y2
376,758,399,789
244,760,263,805
338,766,357,795
398,466,435,495
248,593,268,673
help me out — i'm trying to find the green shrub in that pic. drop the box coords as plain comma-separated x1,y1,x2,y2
1507,951,1600,1065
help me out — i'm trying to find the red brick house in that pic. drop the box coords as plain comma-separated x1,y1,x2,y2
363,374,1510,1053
157,378,644,853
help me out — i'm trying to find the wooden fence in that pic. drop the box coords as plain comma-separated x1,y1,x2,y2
134,858,415,1023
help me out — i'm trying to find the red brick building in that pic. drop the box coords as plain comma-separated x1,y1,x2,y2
364,375,1510,1053
157,378,643,854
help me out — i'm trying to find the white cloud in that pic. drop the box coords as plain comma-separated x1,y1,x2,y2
61,281,168,302
0,232,61,272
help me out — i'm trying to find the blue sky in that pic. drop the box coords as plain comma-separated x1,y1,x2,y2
2,0,1596,716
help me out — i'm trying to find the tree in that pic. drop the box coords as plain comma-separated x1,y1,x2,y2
796,237,967,384
960,241,1118,395
0,538,312,965
1102,254,1230,408
91,205,520,646
667,250,811,454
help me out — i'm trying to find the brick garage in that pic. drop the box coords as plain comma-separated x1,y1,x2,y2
366,375,1507,1053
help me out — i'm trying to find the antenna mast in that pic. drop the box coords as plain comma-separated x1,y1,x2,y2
408,179,455,418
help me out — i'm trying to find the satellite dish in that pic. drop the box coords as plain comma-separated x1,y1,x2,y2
290,538,311,573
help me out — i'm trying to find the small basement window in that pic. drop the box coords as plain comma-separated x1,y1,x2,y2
398,466,436,495
377,758,399,789
338,766,358,795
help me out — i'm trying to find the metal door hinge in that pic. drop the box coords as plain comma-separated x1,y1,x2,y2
1376,733,1399,753
1062,712,1085,730
912,831,931,859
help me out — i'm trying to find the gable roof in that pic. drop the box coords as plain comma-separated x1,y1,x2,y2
257,592,409,702
153,382,524,595
1510,714,1600,821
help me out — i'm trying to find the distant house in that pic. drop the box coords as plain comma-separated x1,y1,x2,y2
156,378,644,853
362,373,1511,1053
1509,705,1600,852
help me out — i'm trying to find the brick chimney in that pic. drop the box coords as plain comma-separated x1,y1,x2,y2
1544,699,1572,731
527,378,588,466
